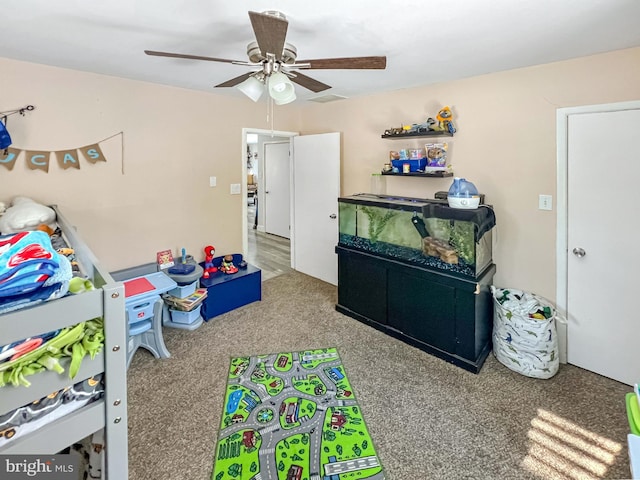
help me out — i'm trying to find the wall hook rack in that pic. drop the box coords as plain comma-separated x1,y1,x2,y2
0,105,35,121
0,105,35,154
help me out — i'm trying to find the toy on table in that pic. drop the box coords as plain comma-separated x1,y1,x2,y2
219,255,238,275
202,245,218,279
168,248,195,275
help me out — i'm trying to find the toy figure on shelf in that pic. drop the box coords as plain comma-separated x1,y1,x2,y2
202,245,218,279
219,255,238,275
435,106,456,134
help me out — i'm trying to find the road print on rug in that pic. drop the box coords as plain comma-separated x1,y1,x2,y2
212,347,384,480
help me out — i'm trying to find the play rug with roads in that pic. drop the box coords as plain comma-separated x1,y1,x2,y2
212,347,385,480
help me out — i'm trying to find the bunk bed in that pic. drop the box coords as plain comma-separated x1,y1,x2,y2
0,205,128,479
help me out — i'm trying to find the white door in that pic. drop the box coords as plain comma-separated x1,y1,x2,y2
292,132,340,285
565,106,640,385
264,142,291,239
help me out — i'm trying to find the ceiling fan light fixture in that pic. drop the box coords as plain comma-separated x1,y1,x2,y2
273,90,296,105
268,72,296,105
237,75,265,102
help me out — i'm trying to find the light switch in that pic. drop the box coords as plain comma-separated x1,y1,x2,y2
209,176,216,187
230,183,241,195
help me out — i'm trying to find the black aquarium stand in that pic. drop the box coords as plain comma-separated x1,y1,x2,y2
335,245,496,373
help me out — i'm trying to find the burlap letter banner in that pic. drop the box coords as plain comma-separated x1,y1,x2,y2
0,132,121,173
0,147,20,171
56,149,81,170
79,143,106,164
26,150,50,172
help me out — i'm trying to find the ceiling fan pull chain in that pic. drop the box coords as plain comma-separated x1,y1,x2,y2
270,96,275,135
266,95,271,125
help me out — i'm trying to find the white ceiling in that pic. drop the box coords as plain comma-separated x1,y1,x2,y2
3,0,640,102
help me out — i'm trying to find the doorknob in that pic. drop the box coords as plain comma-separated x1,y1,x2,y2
572,247,586,258
265,191,269,194
329,214,337,219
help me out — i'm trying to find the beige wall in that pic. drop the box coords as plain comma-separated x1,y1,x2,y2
1,57,300,271
299,47,640,300
3,48,640,298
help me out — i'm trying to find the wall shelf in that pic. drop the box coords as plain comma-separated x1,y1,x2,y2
381,131,453,139
381,171,453,178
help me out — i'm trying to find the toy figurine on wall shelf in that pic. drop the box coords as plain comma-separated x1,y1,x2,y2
382,105,456,136
434,106,456,134
202,245,218,279
220,255,239,275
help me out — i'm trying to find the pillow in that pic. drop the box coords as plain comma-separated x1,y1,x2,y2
0,197,56,235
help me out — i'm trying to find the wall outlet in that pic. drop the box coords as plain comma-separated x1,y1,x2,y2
539,194,553,211
209,176,216,187
230,183,241,195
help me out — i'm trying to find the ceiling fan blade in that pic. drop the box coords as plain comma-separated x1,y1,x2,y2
145,50,238,64
288,71,332,93
214,72,255,88
248,11,288,60
296,56,387,70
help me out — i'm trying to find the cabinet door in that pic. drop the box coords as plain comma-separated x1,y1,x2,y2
338,252,388,325
388,268,456,352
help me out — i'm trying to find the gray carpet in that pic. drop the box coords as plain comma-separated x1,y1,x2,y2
126,271,632,480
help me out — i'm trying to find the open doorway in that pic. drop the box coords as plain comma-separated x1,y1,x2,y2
242,128,298,281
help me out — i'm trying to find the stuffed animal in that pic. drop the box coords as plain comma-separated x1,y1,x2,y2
0,196,56,235
202,245,218,279
436,106,456,134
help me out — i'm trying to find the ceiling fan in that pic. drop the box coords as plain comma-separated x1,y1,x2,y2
144,10,387,104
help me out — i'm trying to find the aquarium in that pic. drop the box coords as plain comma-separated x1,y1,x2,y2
338,193,495,278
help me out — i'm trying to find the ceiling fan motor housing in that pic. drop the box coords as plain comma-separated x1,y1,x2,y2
247,41,297,64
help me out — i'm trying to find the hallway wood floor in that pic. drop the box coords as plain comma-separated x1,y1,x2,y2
246,204,292,281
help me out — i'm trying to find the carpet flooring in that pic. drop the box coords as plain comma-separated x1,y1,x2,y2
126,271,632,480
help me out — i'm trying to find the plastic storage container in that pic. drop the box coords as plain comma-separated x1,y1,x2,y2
409,148,424,160
338,193,495,278
391,158,427,172
170,305,202,325
168,280,197,299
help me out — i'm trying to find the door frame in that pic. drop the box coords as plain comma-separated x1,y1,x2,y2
241,128,298,265
555,100,640,363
